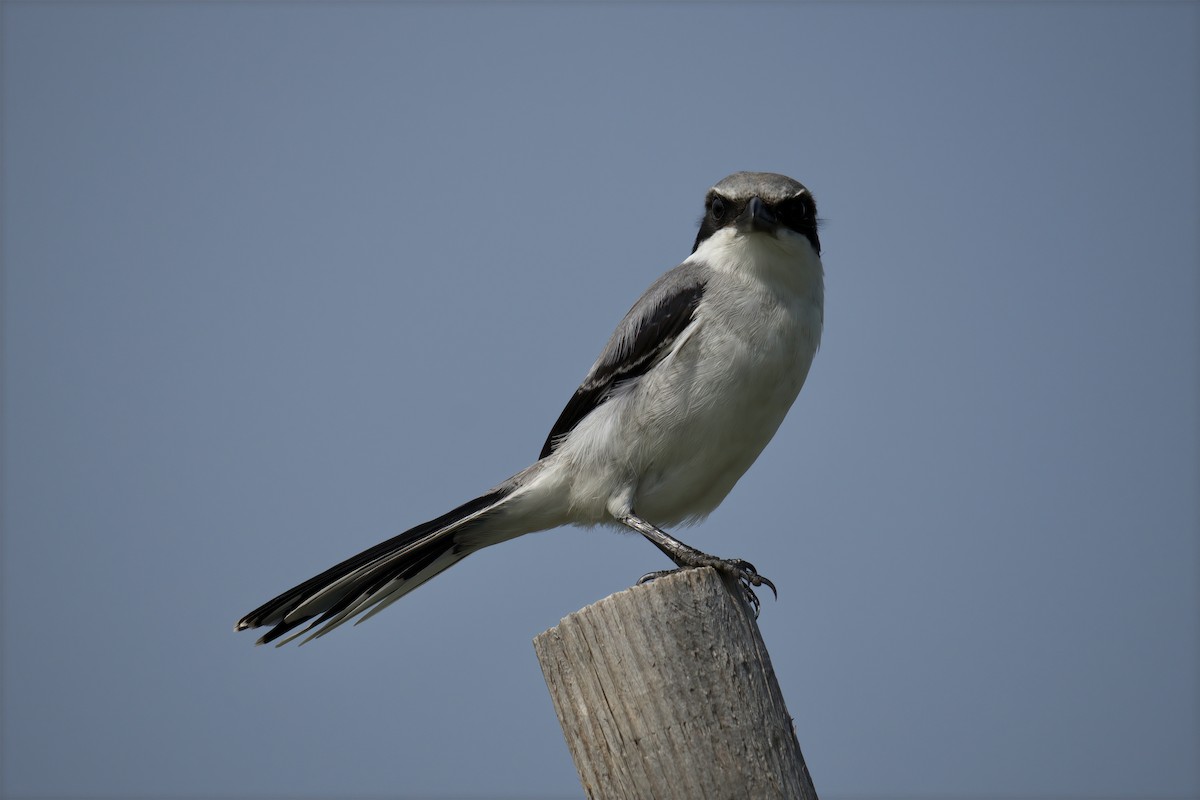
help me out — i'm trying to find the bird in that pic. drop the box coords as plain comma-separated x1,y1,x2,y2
236,171,824,646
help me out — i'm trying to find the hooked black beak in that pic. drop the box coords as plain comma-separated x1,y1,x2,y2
738,196,777,234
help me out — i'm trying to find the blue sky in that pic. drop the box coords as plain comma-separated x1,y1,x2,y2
2,3,1197,799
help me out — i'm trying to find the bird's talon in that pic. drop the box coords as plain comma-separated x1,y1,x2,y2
638,569,677,585
743,583,763,618
636,559,776,617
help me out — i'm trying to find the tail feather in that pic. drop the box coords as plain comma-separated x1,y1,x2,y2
292,547,463,646
236,486,512,646
272,540,462,647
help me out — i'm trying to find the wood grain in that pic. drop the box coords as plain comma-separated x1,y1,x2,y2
534,567,818,800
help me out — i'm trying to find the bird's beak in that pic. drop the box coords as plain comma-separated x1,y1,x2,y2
738,196,777,234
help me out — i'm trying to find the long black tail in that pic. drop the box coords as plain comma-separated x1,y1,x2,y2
236,486,512,646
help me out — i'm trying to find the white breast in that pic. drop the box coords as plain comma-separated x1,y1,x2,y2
553,227,824,528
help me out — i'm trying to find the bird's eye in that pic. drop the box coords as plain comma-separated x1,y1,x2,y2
777,196,810,229
711,196,726,221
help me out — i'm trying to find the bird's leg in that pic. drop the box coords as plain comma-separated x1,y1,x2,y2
619,512,777,616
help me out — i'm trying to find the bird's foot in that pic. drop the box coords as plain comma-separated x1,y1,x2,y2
638,558,777,618
619,513,777,617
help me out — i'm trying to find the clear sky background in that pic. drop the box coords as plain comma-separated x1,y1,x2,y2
2,3,1197,799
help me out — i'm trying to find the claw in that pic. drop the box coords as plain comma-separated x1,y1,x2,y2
733,561,778,599
717,560,776,619
743,581,763,618
726,559,778,600
620,513,778,617
638,569,677,585
636,561,777,618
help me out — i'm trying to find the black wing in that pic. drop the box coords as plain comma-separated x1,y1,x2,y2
539,262,707,459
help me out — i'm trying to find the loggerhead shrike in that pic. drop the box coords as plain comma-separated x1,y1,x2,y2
236,171,823,646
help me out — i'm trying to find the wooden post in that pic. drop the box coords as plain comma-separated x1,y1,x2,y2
533,567,818,800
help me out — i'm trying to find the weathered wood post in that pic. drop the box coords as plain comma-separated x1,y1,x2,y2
533,567,818,799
